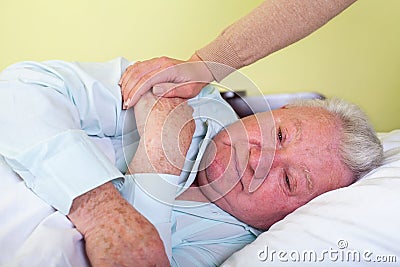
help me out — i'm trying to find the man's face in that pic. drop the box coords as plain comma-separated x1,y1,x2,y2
196,106,354,230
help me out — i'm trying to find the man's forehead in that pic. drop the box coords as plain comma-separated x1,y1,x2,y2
301,138,347,190
285,107,346,190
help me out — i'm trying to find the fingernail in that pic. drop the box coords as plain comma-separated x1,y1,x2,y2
153,85,163,95
123,98,131,109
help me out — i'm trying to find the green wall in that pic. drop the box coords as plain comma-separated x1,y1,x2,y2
1,0,399,131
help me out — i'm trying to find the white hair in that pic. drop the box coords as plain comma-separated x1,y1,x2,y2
287,98,383,180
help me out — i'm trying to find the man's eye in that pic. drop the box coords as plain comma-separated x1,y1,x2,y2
285,173,291,191
277,127,283,143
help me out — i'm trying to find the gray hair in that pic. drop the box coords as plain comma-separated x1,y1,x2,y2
287,98,383,180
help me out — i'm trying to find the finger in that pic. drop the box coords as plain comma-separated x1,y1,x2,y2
121,61,161,99
153,82,208,98
152,83,180,97
123,60,182,108
121,58,182,107
123,68,173,108
119,61,140,88
120,59,163,100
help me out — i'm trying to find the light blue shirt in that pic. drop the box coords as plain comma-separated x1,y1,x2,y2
170,201,261,266
0,58,260,266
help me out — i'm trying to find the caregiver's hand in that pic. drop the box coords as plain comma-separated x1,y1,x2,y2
119,54,213,109
68,182,169,267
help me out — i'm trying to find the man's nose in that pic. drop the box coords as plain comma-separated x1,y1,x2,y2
248,146,275,192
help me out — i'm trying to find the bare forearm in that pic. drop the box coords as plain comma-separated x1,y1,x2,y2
128,139,182,175
68,183,129,234
68,182,169,266
128,121,194,176
129,92,195,176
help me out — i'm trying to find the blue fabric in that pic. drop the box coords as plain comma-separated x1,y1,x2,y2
0,58,131,214
0,58,259,265
171,201,261,266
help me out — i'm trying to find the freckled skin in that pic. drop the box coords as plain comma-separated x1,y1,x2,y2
196,106,354,230
68,182,169,266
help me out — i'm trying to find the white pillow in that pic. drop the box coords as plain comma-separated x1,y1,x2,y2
222,129,400,266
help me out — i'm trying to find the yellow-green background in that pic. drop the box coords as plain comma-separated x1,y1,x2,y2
1,0,399,131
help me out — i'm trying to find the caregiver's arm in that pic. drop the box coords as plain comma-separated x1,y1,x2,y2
68,182,169,267
120,0,356,108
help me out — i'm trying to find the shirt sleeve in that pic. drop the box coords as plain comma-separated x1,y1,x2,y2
0,58,133,215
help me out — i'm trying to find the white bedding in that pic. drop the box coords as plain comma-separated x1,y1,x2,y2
0,137,115,267
1,130,399,266
222,129,400,266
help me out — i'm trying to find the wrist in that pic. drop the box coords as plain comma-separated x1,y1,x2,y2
68,182,169,266
188,53,215,83
68,182,124,235
188,53,203,62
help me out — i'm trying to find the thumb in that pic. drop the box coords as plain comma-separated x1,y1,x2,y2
153,82,207,99
152,83,179,97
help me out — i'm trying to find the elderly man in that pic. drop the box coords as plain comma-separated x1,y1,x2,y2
0,58,382,266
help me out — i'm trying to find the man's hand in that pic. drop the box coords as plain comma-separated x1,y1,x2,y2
68,182,169,267
120,54,213,109
129,91,195,175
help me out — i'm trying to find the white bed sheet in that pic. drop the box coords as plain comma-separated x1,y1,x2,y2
0,137,115,267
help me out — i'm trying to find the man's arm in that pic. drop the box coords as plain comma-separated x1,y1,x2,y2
0,59,172,266
67,92,194,266
128,91,195,175
67,182,169,266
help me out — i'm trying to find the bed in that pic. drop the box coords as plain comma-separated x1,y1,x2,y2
0,87,398,266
